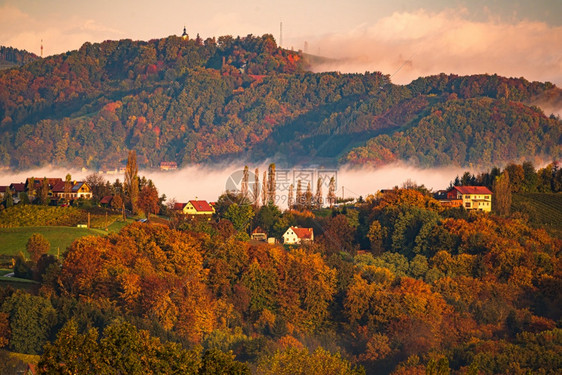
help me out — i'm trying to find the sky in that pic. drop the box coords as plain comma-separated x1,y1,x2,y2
1,0,561,85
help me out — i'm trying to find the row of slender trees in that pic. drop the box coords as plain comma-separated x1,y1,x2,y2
238,164,337,209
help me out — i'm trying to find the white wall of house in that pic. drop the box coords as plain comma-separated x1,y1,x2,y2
283,228,300,244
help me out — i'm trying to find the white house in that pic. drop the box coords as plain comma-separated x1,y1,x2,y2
283,226,314,245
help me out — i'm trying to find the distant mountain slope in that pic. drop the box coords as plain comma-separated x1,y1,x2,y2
0,35,560,170
0,46,38,70
343,97,561,167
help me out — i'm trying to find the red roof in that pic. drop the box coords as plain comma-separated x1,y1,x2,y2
451,186,492,195
189,200,214,212
174,202,187,210
51,180,88,193
252,226,267,234
51,181,66,192
9,183,26,193
100,196,113,204
290,227,313,240
26,178,62,189
0,186,7,193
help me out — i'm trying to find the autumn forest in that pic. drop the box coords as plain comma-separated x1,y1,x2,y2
0,32,561,375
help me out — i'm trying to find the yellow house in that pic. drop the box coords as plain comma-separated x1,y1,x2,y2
51,181,93,200
446,186,492,212
174,200,215,215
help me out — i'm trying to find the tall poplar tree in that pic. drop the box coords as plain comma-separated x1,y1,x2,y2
296,180,303,210
315,177,323,209
253,168,260,207
40,178,50,205
124,150,139,214
288,184,294,209
241,166,249,202
493,170,511,216
64,173,72,200
327,177,336,207
305,182,313,210
267,163,276,206
261,171,268,207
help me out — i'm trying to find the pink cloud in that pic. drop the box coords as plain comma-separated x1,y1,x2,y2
308,9,562,87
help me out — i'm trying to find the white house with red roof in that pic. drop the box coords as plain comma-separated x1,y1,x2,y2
446,186,493,212
283,226,314,245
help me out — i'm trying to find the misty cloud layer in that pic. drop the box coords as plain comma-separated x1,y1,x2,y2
306,9,562,89
0,163,467,207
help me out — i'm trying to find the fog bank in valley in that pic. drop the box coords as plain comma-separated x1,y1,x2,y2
1,163,468,207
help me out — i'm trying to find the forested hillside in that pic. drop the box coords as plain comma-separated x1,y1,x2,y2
0,34,560,169
1,185,561,374
0,46,38,70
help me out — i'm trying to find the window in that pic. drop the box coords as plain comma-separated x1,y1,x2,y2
465,202,471,208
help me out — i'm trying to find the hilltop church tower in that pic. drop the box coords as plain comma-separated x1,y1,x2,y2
181,26,189,41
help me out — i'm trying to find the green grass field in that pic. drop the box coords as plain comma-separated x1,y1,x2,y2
512,192,562,238
0,226,106,257
0,217,137,257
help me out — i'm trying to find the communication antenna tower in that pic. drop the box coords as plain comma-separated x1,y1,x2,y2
41,39,43,58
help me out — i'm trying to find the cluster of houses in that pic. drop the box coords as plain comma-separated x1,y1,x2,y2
170,199,315,245
251,226,315,245
1,178,491,246
0,177,93,205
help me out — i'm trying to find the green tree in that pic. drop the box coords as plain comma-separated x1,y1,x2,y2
26,233,50,263
40,177,50,205
1,291,56,354
521,161,538,192
39,320,103,374
200,348,250,375
4,188,13,208
13,252,32,278
254,203,282,234
224,203,255,233
257,347,365,375
504,163,524,193
18,192,30,205
367,220,384,254
40,320,201,374
27,177,36,198
64,173,72,201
